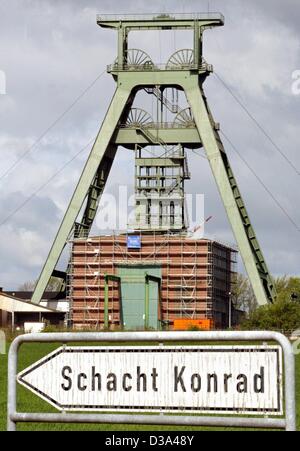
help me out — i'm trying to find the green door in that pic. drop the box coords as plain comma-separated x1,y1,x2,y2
117,265,161,330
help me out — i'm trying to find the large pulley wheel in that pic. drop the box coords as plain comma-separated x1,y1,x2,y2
174,108,195,127
166,49,195,69
125,108,153,127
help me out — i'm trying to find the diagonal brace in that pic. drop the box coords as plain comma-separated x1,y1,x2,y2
31,86,133,305
185,80,276,305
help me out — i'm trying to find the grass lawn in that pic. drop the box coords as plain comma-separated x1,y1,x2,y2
0,340,299,432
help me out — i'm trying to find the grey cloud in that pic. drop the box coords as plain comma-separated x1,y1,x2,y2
0,0,299,290
0,192,60,232
251,0,300,34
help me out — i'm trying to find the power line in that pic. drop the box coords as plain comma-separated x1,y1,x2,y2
192,134,299,232
0,69,106,183
214,72,300,176
220,130,300,233
0,138,95,228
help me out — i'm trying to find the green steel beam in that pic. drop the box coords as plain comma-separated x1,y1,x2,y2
97,13,224,31
75,145,117,238
43,145,117,290
114,128,201,148
145,274,162,330
31,86,132,305
104,274,121,330
144,275,149,330
184,78,276,305
135,158,183,167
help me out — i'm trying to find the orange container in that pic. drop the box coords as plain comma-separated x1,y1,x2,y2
173,319,213,331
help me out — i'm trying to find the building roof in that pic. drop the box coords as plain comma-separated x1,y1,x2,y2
4,291,66,301
0,293,64,314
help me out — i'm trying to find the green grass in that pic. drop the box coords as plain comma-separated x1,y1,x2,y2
0,341,299,431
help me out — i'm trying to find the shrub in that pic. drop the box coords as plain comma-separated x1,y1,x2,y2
242,298,300,333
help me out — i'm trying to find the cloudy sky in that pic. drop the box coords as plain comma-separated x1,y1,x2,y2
0,0,299,290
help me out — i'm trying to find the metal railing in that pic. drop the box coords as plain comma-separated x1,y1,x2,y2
145,87,179,114
107,61,212,73
120,122,196,130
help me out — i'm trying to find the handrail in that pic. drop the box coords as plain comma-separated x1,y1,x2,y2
120,122,196,130
145,87,179,114
107,62,212,73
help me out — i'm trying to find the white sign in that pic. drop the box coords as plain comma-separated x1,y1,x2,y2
18,346,283,415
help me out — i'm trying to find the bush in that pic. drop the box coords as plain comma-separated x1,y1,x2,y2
242,298,300,333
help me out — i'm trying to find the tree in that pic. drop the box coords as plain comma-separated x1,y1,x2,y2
18,277,63,293
242,298,300,332
231,273,258,313
242,276,300,332
274,276,300,303
18,280,36,291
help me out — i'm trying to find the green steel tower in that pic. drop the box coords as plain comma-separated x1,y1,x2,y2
31,13,276,306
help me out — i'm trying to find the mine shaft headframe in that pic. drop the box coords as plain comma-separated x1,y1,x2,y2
30,11,276,308
97,13,224,70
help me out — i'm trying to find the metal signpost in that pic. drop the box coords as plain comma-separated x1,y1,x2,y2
8,331,296,431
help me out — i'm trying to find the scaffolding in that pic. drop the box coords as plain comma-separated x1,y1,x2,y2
68,233,237,330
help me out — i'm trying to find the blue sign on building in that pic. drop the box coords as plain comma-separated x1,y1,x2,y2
127,235,142,249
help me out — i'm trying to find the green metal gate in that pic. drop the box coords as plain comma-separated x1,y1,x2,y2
117,265,161,330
